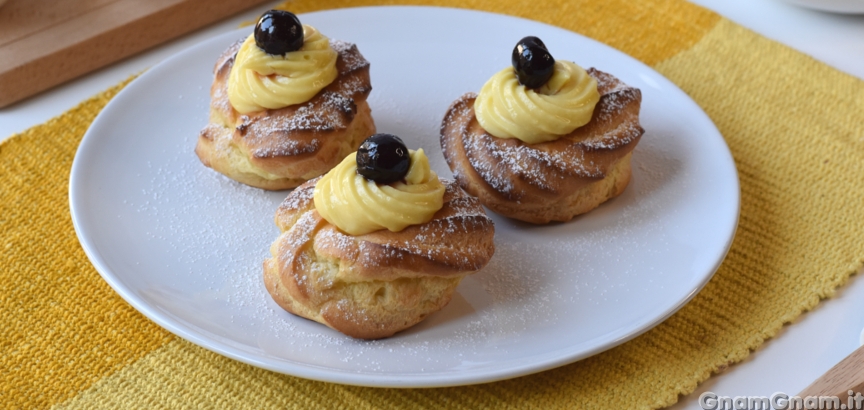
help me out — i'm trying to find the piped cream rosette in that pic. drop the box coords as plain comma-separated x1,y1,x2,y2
313,149,445,236
228,25,338,114
474,60,601,144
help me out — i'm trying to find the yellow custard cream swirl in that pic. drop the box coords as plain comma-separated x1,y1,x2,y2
313,149,445,236
228,25,338,114
474,61,600,144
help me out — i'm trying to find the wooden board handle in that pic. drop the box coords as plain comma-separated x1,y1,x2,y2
798,344,864,398
0,0,271,108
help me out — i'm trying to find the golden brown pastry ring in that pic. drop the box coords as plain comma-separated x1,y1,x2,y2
440,68,645,224
196,39,375,190
263,178,495,339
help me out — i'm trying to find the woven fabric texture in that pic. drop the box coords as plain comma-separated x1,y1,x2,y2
2,0,863,408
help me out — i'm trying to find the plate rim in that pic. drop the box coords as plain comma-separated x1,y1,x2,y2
778,0,864,14
69,5,740,388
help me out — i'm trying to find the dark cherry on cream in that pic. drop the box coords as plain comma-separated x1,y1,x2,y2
356,134,411,184
512,36,556,89
254,10,304,55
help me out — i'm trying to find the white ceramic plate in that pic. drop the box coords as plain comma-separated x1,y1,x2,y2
70,6,739,387
778,0,864,13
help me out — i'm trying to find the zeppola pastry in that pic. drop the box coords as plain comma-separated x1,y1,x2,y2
264,134,495,339
196,10,375,190
440,36,644,224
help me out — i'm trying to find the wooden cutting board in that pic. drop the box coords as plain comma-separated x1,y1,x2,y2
798,344,864,400
0,0,271,108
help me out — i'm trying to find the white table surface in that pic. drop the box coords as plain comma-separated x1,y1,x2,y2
1,0,862,407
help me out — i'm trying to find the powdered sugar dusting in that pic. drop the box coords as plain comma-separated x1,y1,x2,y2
203,38,372,162
89,8,735,379
211,83,231,117
449,70,644,197
466,132,606,196
583,68,643,149
330,40,369,73
208,39,242,117
317,227,359,259
121,121,686,369
276,179,494,272
279,182,315,212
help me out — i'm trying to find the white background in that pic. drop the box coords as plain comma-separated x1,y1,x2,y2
1,0,863,407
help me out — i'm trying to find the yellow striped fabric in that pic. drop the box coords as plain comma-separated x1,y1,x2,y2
1,0,862,408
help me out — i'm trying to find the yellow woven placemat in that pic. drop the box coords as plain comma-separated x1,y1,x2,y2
2,0,863,408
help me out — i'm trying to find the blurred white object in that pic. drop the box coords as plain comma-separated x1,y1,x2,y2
779,0,864,13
